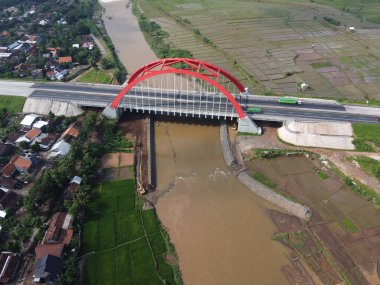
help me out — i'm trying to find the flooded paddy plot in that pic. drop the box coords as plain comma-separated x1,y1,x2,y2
245,153,380,283
139,0,380,99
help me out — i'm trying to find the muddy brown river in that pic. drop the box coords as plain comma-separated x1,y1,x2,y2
100,0,157,73
100,1,291,283
154,119,290,285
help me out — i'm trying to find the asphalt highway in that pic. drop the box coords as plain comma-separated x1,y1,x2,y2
31,83,346,111
28,88,380,124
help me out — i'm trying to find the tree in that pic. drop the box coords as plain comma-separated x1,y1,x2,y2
19,141,29,150
31,142,40,152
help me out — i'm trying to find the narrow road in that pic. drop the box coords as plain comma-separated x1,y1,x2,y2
90,33,106,57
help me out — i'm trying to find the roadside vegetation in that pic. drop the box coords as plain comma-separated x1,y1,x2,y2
352,123,380,151
77,68,112,84
355,156,380,180
82,179,181,285
0,95,26,113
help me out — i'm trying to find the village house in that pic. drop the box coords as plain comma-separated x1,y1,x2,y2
49,140,70,158
64,176,82,200
43,212,73,245
58,56,72,65
0,155,32,178
0,253,21,284
35,244,64,260
20,114,40,129
61,122,80,141
0,177,22,190
32,255,63,284
16,127,42,144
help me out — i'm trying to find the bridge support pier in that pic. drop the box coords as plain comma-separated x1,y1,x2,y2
102,104,122,119
238,117,261,134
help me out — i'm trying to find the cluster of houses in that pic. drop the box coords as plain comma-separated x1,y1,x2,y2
0,114,81,188
1,2,98,80
0,113,83,284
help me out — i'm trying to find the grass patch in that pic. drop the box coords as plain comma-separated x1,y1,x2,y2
352,123,380,151
0,95,26,113
316,170,329,180
252,171,277,189
356,156,380,180
310,61,332,69
340,217,359,234
77,68,112,84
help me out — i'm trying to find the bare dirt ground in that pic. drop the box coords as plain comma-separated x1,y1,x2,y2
236,126,380,192
117,112,149,189
99,152,134,169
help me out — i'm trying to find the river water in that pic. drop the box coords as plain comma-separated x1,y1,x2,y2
100,1,291,283
154,118,290,285
100,0,157,73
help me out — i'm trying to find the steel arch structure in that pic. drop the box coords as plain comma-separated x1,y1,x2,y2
110,58,247,119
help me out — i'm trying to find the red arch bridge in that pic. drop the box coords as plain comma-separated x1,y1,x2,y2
102,58,260,133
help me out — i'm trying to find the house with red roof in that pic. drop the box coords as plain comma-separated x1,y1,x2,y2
0,155,32,178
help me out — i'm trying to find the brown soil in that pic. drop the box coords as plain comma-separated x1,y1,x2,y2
241,127,380,284
281,255,316,285
164,253,178,265
118,112,149,189
99,152,134,169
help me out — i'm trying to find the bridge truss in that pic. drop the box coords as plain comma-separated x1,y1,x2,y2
104,58,260,133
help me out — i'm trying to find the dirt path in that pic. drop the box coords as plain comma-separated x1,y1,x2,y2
236,127,380,192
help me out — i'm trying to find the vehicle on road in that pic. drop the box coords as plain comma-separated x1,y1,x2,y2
247,107,262,113
279,97,302,105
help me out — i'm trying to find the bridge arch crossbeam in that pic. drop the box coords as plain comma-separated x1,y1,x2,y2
110,58,247,119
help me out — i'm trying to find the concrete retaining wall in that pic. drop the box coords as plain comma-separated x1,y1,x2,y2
147,115,155,188
278,121,355,150
219,121,312,220
23,98,83,117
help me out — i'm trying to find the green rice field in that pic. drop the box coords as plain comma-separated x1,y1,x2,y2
82,179,178,285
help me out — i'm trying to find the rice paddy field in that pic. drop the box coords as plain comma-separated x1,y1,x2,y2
138,0,380,100
245,154,380,283
82,179,177,285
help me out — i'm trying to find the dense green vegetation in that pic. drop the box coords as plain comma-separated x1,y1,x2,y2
0,95,26,113
82,179,181,285
356,156,380,180
352,124,380,151
322,16,341,26
250,149,306,160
